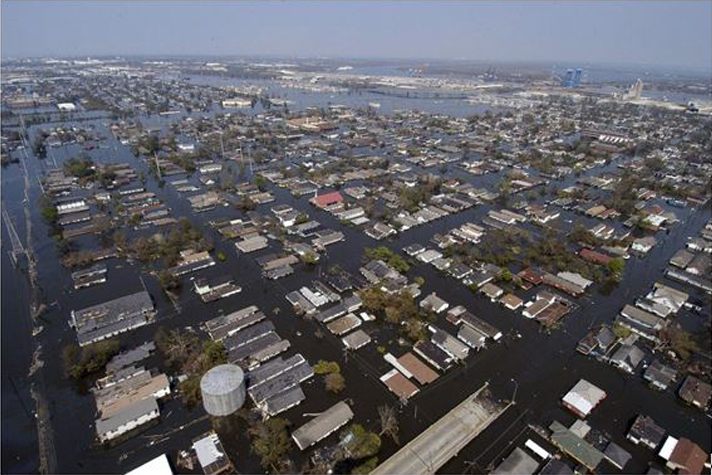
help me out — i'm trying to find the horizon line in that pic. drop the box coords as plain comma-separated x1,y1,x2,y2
2,53,711,75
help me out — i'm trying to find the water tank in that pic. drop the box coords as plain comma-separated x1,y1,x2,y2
200,364,246,416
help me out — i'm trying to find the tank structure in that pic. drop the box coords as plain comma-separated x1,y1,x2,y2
200,363,246,416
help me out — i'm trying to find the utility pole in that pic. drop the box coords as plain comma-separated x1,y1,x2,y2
154,152,162,180
238,141,245,172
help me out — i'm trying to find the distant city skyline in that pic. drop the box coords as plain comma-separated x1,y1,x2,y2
2,1,711,72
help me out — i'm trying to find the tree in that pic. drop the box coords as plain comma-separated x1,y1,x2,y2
33,136,47,159
343,424,381,459
158,270,181,291
300,252,318,267
39,196,59,226
63,155,95,178
249,418,292,468
660,326,698,360
236,195,256,211
179,376,202,407
62,339,121,379
155,327,200,368
202,340,227,368
378,405,400,445
360,286,388,313
353,457,379,474
607,258,625,278
364,246,410,273
325,372,346,393
401,318,425,342
314,360,340,375
98,170,117,188
254,175,267,191
612,323,632,340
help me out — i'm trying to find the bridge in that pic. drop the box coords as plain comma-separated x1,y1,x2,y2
371,383,511,475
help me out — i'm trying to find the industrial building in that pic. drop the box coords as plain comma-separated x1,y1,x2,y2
71,290,154,346
200,364,246,417
204,305,265,341
248,356,313,416
96,397,160,443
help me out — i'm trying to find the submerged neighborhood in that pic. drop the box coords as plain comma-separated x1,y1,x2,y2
1,4,712,474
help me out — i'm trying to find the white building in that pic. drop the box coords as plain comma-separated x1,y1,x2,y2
96,398,159,442
57,102,77,111
222,98,252,108
125,454,173,475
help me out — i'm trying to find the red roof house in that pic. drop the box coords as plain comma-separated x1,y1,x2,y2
311,191,343,209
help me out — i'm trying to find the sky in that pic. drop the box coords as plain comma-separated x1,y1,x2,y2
2,1,711,71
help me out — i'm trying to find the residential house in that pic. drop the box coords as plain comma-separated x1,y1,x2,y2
561,379,606,418
420,293,449,314
627,415,665,450
659,438,708,475
678,376,712,410
610,344,644,374
643,360,677,391
632,237,657,255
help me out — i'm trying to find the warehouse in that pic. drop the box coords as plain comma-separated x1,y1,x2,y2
222,321,276,352
96,397,159,443
248,354,308,388
228,333,289,367
248,359,313,404
71,290,154,346
204,306,264,341
263,386,306,416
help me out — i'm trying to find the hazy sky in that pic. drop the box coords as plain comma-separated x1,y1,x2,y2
2,1,711,70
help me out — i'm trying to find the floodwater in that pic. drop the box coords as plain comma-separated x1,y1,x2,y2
1,79,710,474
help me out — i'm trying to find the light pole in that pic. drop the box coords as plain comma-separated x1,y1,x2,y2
511,378,518,405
